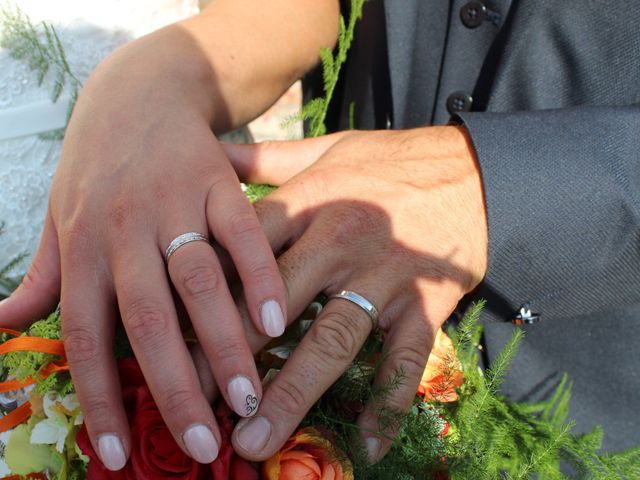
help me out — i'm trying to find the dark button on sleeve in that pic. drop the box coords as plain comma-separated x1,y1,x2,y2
446,92,473,114
460,1,486,28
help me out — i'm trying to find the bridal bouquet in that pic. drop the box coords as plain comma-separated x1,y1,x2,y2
1,298,638,480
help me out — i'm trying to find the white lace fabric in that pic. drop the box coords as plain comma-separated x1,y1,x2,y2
0,0,199,279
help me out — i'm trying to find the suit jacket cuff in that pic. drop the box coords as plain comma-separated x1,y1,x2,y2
454,105,640,323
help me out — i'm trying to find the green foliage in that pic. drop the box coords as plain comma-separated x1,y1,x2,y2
244,183,276,203
309,0,365,137
1,309,73,396
286,0,365,138
0,6,80,139
443,304,640,480
249,0,366,201
275,302,640,479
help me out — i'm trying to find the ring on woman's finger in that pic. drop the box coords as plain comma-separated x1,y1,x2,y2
328,290,379,329
164,232,210,263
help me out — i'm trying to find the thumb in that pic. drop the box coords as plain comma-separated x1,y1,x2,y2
0,212,61,329
221,132,348,186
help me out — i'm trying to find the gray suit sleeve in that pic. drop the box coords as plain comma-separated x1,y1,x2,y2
455,105,640,323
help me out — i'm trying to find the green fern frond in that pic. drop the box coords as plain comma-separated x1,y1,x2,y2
450,298,485,367
306,0,365,137
513,422,572,479
319,47,335,89
484,328,523,395
0,6,80,118
255,0,366,196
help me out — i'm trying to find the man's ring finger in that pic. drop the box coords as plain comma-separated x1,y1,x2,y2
328,290,379,329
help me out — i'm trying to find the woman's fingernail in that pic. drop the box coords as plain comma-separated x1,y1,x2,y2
98,434,127,471
366,437,381,464
236,416,272,453
183,424,219,464
228,376,259,417
261,300,285,337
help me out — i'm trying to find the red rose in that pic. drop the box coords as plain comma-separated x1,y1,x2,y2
77,358,257,480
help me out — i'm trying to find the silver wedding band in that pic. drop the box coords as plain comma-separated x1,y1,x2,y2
329,290,379,329
164,232,209,263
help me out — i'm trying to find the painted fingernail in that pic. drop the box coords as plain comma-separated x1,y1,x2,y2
98,434,127,471
261,300,285,337
183,424,219,464
228,376,259,417
366,437,381,464
236,416,272,453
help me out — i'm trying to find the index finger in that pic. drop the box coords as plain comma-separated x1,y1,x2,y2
231,283,388,461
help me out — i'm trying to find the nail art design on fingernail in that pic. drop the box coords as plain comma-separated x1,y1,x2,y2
245,394,258,416
228,376,259,417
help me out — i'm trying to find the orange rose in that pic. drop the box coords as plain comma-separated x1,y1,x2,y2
263,428,353,480
418,328,464,402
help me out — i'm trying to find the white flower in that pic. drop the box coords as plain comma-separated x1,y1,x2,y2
30,391,81,453
0,430,13,476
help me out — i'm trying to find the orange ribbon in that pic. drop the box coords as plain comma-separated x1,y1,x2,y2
0,336,66,357
0,401,32,433
0,361,70,394
0,328,22,337
0,330,68,432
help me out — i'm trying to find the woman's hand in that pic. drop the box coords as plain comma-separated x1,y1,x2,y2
219,126,488,462
0,27,287,469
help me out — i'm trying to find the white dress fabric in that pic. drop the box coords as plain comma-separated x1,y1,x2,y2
0,0,199,280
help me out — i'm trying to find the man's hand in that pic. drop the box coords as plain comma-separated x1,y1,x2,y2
221,126,488,462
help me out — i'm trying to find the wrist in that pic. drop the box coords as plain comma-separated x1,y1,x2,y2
455,125,489,287
415,125,488,289
84,24,217,124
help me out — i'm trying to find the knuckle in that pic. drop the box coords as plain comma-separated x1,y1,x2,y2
177,263,220,299
62,325,101,364
392,340,429,380
81,400,116,431
159,386,201,417
326,205,377,247
228,211,261,239
309,311,360,363
209,336,247,363
246,260,275,282
268,377,308,417
107,195,137,231
80,395,113,422
256,140,279,157
123,300,170,345
59,219,94,253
